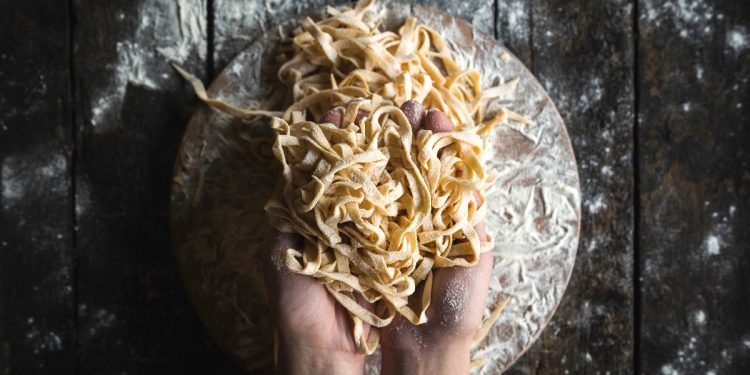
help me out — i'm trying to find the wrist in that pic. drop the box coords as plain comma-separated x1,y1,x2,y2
380,337,471,375
278,337,365,375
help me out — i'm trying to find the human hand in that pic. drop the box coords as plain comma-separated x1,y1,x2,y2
263,232,367,375
378,224,492,375
264,103,493,375
378,103,494,375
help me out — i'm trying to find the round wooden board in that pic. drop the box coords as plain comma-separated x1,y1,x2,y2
170,3,581,374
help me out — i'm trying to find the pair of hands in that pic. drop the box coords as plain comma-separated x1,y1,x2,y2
263,103,493,374
263,222,492,375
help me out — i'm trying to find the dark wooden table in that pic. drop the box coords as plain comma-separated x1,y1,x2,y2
1,0,748,373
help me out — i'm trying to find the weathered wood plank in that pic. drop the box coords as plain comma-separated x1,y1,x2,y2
497,0,533,65
638,0,750,373
213,0,351,74
71,0,241,372
504,0,636,373
0,1,75,373
401,0,495,37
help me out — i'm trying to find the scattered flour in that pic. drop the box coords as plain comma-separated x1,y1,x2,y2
213,0,273,64
75,178,91,216
36,332,63,353
693,310,706,325
440,275,469,328
586,238,599,252
696,65,704,80
25,318,63,354
726,27,748,53
500,0,528,38
585,194,607,214
642,0,719,39
157,0,208,63
90,0,207,132
2,153,68,209
661,364,679,375
704,235,721,255
79,305,117,337
2,156,25,202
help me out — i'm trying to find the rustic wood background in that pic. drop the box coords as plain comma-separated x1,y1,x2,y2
0,0,747,374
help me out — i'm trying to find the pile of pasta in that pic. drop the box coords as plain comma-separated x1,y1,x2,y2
176,0,525,358
262,0,527,355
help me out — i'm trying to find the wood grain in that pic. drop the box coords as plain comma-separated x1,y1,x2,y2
71,0,242,373
400,0,495,36
213,0,350,76
503,1,636,373
638,0,750,373
0,1,74,372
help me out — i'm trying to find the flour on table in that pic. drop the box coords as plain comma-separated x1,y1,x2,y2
693,310,706,325
2,153,68,209
642,0,721,41
703,220,732,256
726,26,748,53
79,304,117,337
157,0,207,63
704,234,722,255
89,0,206,133
585,194,607,214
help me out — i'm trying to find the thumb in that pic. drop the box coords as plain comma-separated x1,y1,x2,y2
428,218,493,334
262,231,321,309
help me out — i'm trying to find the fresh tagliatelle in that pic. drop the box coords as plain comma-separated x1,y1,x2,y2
175,0,528,361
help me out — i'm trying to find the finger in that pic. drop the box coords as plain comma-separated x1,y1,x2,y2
400,99,426,133
353,293,373,337
428,251,494,334
423,109,453,133
262,230,320,307
319,106,344,127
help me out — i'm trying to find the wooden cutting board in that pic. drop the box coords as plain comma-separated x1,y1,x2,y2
170,3,581,373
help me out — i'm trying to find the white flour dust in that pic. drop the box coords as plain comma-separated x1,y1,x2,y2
704,234,721,255
726,26,748,53
2,153,68,209
661,363,680,375
693,310,706,325
703,218,733,256
90,0,206,133
585,194,608,214
157,0,207,63
500,0,528,38
25,318,64,355
642,0,720,41
79,304,118,337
